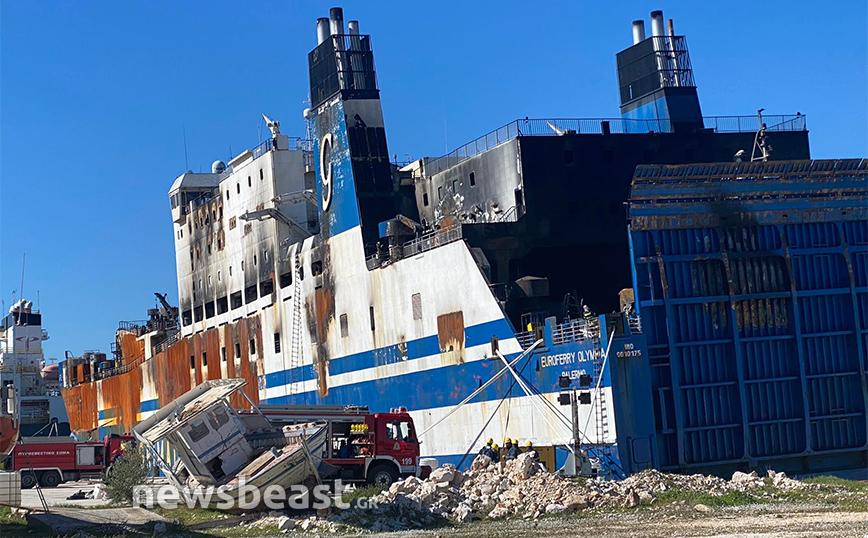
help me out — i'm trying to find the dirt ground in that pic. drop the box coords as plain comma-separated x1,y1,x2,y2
363,504,868,538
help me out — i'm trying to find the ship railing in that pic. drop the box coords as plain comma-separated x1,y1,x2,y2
422,114,808,175
551,318,600,346
252,137,313,160
366,224,465,269
515,330,535,351
92,354,148,382
702,114,806,133
402,224,463,257
627,313,643,334
153,330,181,355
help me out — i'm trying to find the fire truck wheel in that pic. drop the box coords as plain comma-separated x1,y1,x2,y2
39,470,61,488
366,463,398,487
20,472,37,489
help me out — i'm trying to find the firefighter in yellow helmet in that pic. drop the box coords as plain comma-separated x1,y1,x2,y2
525,440,539,462
491,443,500,463
479,437,496,460
504,437,521,460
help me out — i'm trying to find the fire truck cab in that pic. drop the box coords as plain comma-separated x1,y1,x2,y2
256,404,431,487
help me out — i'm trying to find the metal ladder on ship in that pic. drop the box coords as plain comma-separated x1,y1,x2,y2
591,329,620,479
286,249,304,403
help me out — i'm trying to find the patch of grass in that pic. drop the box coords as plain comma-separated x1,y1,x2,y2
341,484,383,505
0,505,26,525
802,475,868,492
654,487,759,508
151,505,234,526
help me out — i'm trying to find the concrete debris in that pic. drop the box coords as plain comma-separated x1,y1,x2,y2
277,516,296,532
327,453,827,530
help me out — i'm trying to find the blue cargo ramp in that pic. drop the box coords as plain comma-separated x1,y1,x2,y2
628,159,868,476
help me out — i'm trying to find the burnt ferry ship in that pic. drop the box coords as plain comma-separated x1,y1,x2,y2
61,8,868,479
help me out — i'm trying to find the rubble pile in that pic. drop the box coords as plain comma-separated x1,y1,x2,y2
332,452,826,528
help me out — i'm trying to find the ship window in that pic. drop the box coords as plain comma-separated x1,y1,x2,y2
245,284,257,304
412,293,422,320
207,406,229,429
340,314,348,338
230,291,242,309
369,306,376,331
236,183,240,194
217,296,228,314
226,189,230,200
208,275,212,287
202,351,208,366
187,419,209,443
469,172,475,186
260,169,264,180
205,301,215,318
260,278,274,297
182,310,192,326
254,255,257,266
274,332,281,353
311,260,322,276
241,261,245,272
279,271,292,288
220,346,226,362
438,186,443,200
264,251,268,262
250,338,257,355
190,355,195,369
229,265,233,276
423,193,429,206
217,271,221,282
563,150,574,164
452,179,458,192
248,176,251,187
235,342,241,358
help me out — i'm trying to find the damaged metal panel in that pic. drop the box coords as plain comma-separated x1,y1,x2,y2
437,311,466,365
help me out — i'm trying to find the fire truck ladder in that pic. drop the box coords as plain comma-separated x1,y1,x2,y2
287,249,304,403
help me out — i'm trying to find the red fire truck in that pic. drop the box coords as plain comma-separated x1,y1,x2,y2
255,405,433,487
11,434,134,488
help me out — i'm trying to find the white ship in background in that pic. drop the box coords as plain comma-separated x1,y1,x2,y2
1,299,69,437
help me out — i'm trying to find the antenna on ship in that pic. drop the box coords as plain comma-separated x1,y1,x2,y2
183,125,189,171
19,254,26,307
751,108,772,162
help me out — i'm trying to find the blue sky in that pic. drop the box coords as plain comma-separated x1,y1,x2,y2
1,1,866,361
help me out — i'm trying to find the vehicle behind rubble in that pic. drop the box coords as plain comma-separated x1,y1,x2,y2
255,404,431,487
133,379,327,508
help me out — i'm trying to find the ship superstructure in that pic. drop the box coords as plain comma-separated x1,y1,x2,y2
1,299,68,436
61,9,867,478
